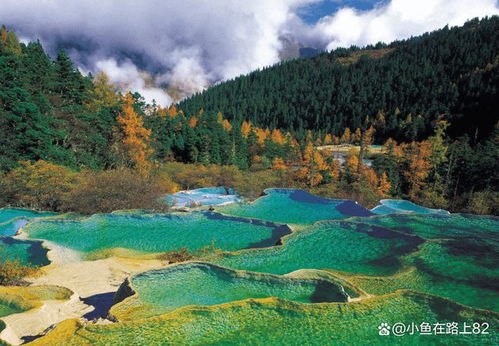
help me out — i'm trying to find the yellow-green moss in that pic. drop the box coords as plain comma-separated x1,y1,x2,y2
30,290,498,345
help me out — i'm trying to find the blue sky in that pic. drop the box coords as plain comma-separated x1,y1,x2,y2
299,0,387,24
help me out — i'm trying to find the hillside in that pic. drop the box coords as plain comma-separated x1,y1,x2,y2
178,17,499,142
0,19,497,215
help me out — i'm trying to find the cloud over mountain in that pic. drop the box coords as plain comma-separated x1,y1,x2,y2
1,0,497,105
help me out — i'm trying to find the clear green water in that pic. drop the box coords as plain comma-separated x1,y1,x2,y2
0,237,49,266
113,262,348,320
345,214,499,311
11,191,499,345
0,208,56,223
23,211,290,258
216,220,421,276
217,188,372,225
350,213,499,240
33,291,499,346
0,208,57,236
351,244,499,311
371,199,450,215
0,219,29,237
348,214,499,282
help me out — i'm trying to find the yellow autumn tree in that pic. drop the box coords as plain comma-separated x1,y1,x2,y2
340,128,351,144
297,143,327,187
85,72,120,112
361,167,378,189
295,167,309,181
0,26,22,55
241,121,252,138
402,141,432,199
312,151,328,171
352,128,362,144
272,157,287,174
329,159,341,180
188,116,198,128
254,127,268,145
377,172,391,197
324,134,333,145
344,154,360,182
216,112,224,124
302,141,314,165
221,119,232,132
271,129,286,145
116,93,154,174
358,126,375,173
154,105,181,119
215,111,232,131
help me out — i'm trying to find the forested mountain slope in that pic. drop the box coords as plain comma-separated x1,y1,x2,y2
179,17,499,143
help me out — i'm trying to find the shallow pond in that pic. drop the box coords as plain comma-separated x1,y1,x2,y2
218,189,372,225
112,262,348,320
23,211,291,258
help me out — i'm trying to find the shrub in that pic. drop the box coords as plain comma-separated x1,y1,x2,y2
62,168,175,214
0,258,39,285
157,241,222,264
157,248,193,263
467,191,499,215
1,160,79,211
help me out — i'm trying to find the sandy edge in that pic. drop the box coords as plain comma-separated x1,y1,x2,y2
1,234,164,345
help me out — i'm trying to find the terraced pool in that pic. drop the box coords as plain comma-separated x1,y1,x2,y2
111,262,348,320
0,208,57,236
23,211,291,258
218,188,372,224
345,213,499,311
215,220,422,276
1,191,498,345
31,291,498,345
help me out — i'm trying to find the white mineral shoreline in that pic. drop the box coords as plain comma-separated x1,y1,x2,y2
0,234,164,345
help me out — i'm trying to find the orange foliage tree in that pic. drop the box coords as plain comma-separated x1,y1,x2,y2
324,134,333,145
270,129,286,145
254,127,268,146
377,172,391,197
272,157,287,174
115,93,154,174
188,116,198,128
402,141,432,199
241,121,252,138
340,128,351,144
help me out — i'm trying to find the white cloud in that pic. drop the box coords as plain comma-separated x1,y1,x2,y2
0,0,497,106
312,0,499,50
0,0,315,105
95,59,172,106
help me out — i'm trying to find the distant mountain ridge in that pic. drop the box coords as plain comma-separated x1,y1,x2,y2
278,36,322,61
